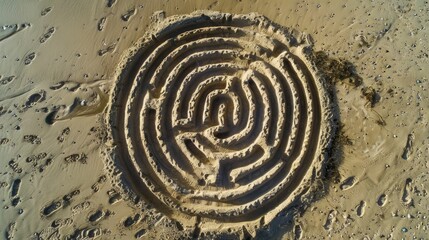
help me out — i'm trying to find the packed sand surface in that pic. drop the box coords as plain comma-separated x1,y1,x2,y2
1,1,428,239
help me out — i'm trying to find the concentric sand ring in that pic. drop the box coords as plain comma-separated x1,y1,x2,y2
106,11,334,231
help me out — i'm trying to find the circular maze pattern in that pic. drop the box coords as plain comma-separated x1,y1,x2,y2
107,11,334,230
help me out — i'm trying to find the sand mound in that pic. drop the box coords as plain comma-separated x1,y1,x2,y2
104,11,335,233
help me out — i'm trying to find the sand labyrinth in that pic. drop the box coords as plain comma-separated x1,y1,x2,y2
106,11,334,230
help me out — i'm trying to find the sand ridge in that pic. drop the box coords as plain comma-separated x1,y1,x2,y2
104,11,335,233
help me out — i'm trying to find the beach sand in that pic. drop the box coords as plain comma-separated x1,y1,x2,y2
1,1,428,239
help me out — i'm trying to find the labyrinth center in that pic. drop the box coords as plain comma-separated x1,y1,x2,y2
107,12,334,228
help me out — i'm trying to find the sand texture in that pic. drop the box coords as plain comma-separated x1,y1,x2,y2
0,1,428,239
